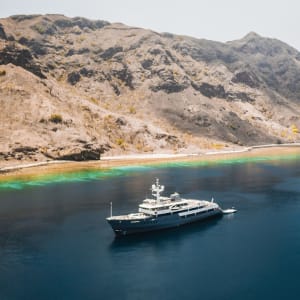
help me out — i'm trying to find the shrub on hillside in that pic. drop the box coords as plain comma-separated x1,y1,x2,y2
49,114,63,124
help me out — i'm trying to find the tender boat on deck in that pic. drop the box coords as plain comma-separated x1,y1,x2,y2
106,179,223,236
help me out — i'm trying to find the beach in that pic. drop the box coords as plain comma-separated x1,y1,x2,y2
0,144,300,183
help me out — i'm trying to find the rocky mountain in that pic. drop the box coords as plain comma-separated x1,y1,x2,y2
0,14,300,164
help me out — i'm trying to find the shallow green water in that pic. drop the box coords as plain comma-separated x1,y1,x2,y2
1,153,300,191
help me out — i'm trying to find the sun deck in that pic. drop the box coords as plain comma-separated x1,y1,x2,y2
107,212,149,221
139,198,209,210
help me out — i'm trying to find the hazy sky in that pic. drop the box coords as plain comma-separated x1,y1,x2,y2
1,0,300,50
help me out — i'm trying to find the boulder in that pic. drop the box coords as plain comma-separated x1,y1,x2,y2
67,71,81,85
0,24,7,40
100,46,123,60
0,44,46,78
231,71,260,88
53,144,111,161
57,149,101,161
192,82,226,98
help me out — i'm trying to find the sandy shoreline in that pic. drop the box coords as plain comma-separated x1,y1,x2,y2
0,144,300,182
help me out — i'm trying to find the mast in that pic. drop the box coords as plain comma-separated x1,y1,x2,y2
110,202,113,217
151,178,164,204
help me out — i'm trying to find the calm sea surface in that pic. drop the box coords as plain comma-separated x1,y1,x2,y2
1,156,300,300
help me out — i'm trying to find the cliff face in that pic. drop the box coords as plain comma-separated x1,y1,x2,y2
0,14,300,164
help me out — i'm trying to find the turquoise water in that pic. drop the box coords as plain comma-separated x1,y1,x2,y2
1,153,300,191
0,155,300,299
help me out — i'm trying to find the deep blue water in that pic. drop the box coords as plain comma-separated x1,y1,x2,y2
1,158,300,300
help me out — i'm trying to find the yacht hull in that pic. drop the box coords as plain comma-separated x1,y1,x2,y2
107,208,222,236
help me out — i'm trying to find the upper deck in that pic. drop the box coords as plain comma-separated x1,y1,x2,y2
107,179,220,221
139,197,215,215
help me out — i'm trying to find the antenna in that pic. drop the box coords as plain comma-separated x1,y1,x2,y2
151,178,164,204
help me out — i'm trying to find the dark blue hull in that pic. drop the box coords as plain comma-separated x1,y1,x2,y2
107,208,222,236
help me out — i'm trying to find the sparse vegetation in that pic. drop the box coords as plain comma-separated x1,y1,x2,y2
49,114,63,124
103,103,110,110
89,97,99,105
143,146,154,152
129,106,136,114
115,138,127,150
229,124,237,130
0,70,6,76
116,138,125,146
33,24,46,34
291,124,299,134
135,142,144,151
77,35,86,42
211,143,225,150
81,105,91,112
281,130,287,138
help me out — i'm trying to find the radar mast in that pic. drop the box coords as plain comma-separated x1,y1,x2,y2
151,178,164,204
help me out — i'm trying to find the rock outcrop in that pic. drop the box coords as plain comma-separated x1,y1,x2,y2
0,14,300,165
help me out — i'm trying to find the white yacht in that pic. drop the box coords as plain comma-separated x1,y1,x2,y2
106,179,223,236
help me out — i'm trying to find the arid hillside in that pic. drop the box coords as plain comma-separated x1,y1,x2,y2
0,14,300,164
